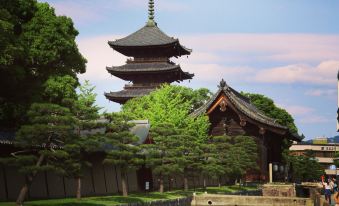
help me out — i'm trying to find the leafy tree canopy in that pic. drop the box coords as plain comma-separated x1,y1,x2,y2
0,0,86,129
122,84,210,142
241,93,298,133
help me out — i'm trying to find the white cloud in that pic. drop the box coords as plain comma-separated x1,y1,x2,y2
305,89,337,97
180,34,339,64
253,60,339,85
281,105,314,116
278,104,331,124
77,35,127,82
299,115,331,124
180,63,253,82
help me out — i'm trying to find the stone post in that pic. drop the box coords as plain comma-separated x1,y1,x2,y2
269,163,273,183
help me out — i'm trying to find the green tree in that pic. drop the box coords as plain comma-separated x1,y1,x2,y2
289,152,323,182
241,92,299,165
0,1,86,129
176,132,201,191
241,93,297,133
144,123,184,193
62,80,102,200
199,143,224,189
0,75,78,205
102,113,143,197
211,135,258,185
122,85,210,191
333,152,339,169
226,136,258,183
122,84,210,135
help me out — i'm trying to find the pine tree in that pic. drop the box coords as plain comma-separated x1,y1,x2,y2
175,132,201,191
102,113,143,197
199,143,224,189
227,136,258,182
210,135,232,186
211,135,258,185
62,80,102,200
0,75,78,205
144,123,184,193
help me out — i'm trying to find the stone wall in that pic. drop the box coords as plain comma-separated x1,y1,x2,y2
191,194,313,206
262,183,296,197
115,197,192,206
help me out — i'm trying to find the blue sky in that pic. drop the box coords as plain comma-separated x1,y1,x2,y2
41,0,339,140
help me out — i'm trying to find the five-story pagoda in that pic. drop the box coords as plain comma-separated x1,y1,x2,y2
105,0,193,104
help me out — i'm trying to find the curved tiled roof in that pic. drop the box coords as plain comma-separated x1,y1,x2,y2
110,25,177,47
105,88,155,104
106,62,194,80
108,25,191,56
192,80,287,129
108,62,178,72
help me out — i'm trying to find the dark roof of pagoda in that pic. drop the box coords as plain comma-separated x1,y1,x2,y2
108,25,191,56
105,88,155,104
192,79,302,141
106,62,194,80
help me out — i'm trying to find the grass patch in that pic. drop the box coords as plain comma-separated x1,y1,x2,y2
0,192,186,206
0,185,259,206
195,185,258,194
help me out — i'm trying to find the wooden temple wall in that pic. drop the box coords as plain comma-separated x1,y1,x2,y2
0,162,230,201
0,160,138,201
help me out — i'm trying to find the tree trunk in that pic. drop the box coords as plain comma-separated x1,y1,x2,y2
218,177,221,188
16,154,45,206
76,177,81,200
203,177,207,190
121,170,128,197
184,176,189,191
16,184,29,206
159,177,164,193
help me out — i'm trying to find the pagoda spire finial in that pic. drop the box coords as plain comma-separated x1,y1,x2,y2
147,0,156,27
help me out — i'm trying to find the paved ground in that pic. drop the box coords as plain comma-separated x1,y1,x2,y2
329,194,336,205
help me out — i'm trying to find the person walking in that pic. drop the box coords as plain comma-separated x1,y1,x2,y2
323,179,333,204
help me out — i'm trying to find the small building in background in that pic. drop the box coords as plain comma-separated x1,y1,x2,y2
289,137,338,175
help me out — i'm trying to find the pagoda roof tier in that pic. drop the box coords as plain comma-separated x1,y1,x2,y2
105,88,155,104
106,62,194,81
108,25,191,57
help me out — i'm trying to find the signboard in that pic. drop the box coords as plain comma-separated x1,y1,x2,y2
321,146,335,151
